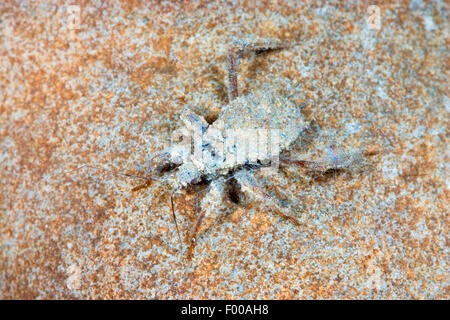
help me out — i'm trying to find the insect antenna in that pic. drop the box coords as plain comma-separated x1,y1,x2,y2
75,164,151,181
76,164,185,248
72,164,155,192
131,181,153,192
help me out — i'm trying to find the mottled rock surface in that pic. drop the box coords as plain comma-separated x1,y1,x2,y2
0,0,448,299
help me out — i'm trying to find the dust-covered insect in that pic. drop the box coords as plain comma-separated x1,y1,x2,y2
83,38,365,260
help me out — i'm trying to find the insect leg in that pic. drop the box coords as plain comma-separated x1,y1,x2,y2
279,147,367,173
226,38,289,102
187,206,206,260
235,170,307,228
180,110,209,132
186,179,225,260
226,46,240,101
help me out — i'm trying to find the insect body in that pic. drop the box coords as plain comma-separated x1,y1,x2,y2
167,87,307,188
154,40,307,185
129,39,362,259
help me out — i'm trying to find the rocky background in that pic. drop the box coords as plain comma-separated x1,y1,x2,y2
0,0,448,299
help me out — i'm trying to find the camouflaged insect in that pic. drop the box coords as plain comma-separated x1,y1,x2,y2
140,38,362,259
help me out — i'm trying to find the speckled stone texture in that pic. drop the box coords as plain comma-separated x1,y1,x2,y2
0,0,448,299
